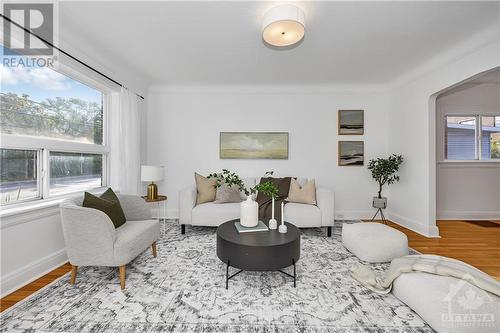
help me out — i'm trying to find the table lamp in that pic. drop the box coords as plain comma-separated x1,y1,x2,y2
141,165,164,200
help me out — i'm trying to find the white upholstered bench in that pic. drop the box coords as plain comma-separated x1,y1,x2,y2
342,222,409,263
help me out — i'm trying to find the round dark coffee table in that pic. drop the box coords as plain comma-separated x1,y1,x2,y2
216,219,300,289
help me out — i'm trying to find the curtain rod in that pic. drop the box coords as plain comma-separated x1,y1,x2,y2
0,14,145,100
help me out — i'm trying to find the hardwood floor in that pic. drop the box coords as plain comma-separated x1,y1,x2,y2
387,220,500,280
1,220,499,313
0,262,72,312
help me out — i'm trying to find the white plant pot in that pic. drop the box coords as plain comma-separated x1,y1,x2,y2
373,197,387,209
240,196,258,227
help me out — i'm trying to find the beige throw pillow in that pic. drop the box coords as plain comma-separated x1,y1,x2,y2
215,184,242,203
287,178,317,205
195,173,217,205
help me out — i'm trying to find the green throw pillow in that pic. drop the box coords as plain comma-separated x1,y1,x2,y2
83,188,126,228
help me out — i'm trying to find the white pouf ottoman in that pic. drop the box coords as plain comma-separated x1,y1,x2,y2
342,222,409,263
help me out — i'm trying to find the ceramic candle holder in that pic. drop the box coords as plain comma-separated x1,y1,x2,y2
278,223,287,233
269,219,277,229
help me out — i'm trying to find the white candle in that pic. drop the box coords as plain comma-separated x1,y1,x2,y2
281,202,284,225
272,197,275,220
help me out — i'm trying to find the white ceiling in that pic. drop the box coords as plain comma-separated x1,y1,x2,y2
59,1,500,86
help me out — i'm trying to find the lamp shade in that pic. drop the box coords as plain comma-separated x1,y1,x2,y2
262,4,305,47
141,165,164,182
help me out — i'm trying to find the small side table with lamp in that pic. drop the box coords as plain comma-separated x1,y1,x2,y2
141,165,167,233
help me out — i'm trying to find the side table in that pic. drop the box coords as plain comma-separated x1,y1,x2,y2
142,195,167,234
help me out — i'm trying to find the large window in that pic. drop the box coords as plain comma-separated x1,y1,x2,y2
1,46,108,205
445,115,500,161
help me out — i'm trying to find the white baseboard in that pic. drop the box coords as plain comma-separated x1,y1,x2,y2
437,210,500,220
386,211,440,238
1,248,68,298
149,206,179,219
335,210,378,221
165,209,179,219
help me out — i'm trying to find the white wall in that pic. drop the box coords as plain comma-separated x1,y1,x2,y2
436,82,500,220
146,86,389,219
1,207,66,296
386,25,500,236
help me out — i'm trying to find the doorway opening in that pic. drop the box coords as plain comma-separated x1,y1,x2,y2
435,68,500,222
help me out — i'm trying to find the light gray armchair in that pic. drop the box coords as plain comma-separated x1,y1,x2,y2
60,194,160,289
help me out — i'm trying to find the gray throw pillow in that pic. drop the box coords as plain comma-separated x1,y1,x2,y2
214,184,242,203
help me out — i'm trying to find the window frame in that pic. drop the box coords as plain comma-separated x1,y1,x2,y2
443,114,500,163
0,148,43,205
0,62,112,207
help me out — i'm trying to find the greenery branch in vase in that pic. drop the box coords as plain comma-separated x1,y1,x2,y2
208,170,278,227
208,169,278,197
367,154,403,220
208,169,248,194
252,178,280,229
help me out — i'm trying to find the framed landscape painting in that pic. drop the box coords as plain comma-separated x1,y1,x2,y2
338,141,364,166
220,132,288,159
338,110,364,135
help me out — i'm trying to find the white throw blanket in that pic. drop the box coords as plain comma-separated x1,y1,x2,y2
351,254,500,296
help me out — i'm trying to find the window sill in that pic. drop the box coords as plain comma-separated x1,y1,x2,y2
0,187,109,220
439,160,500,163
437,160,500,169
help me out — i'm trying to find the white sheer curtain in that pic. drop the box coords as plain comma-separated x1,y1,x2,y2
109,88,143,195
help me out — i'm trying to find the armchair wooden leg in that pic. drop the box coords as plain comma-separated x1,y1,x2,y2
119,265,126,290
152,241,157,258
70,265,78,285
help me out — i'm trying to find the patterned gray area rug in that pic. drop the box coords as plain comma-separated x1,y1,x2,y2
1,220,432,332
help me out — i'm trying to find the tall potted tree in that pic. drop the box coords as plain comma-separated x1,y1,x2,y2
367,154,403,211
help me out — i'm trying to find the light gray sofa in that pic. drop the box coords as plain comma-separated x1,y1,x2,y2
60,194,160,289
179,177,335,236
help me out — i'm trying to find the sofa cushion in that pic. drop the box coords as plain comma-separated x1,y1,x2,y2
287,178,317,205
114,220,160,265
215,184,242,203
284,202,321,227
392,272,500,333
342,222,409,263
257,177,307,186
82,190,126,228
195,173,216,204
192,202,240,227
101,188,127,222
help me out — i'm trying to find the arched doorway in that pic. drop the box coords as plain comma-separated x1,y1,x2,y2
434,68,500,221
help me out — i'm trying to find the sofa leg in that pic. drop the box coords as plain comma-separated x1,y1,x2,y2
327,226,332,237
119,265,126,290
151,241,157,258
181,224,185,234
70,265,78,285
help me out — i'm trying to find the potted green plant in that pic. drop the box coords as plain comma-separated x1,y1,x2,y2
208,170,278,227
367,154,403,209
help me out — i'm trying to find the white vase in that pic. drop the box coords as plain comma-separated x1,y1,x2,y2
240,196,258,227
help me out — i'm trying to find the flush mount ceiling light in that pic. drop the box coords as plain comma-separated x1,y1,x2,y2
262,4,305,47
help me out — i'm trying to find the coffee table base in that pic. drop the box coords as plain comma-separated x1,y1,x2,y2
225,259,296,289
